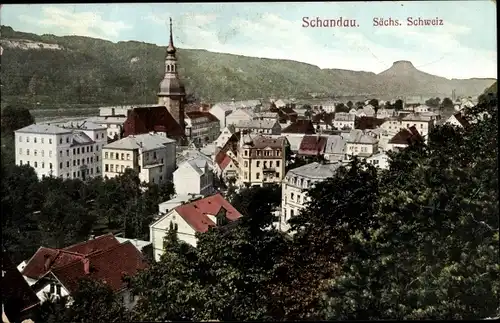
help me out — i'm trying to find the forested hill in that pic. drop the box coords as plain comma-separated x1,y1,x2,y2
0,25,496,105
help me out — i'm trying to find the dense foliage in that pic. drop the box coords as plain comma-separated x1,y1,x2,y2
1,25,494,105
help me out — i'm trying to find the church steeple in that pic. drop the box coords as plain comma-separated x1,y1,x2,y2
166,17,176,55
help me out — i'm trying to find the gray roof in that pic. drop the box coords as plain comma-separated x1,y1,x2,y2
235,119,277,129
255,112,279,119
346,129,378,144
212,100,262,112
185,157,208,175
72,131,94,145
334,113,355,122
85,116,127,124
104,133,175,151
52,120,107,130
402,113,433,122
324,135,346,154
287,162,342,180
15,124,72,135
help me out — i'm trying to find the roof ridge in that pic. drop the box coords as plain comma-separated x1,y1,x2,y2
63,233,115,251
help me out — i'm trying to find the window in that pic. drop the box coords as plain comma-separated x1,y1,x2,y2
59,138,63,144
256,161,260,167
59,150,63,157
244,161,248,167
73,160,76,166
27,161,30,166
105,152,109,159
101,133,104,138
121,153,124,160
73,172,76,177
420,124,423,128
49,138,52,144
34,137,37,143
291,193,294,201
96,166,100,173
127,153,130,160
19,160,23,165
34,150,37,156
244,150,248,156
270,161,273,167
77,171,80,177
26,149,30,156
42,162,44,169
86,157,89,164
77,148,80,154
59,162,63,169
91,157,93,163
73,148,76,155
105,164,109,172
66,137,70,143
121,165,124,172
96,156,99,162
81,158,84,165
244,171,248,180
90,146,93,152
110,165,114,172
18,148,22,155
276,161,280,167
90,168,93,174
159,175,163,181
67,173,70,178
96,145,99,151
50,284,55,294
256,173,260,179
56,285,61,296
87,146,90,153
77,160,80,166
34,162,38,168
290,209,294,218
153,152,157,159
66,150,69,156
49,163,53,169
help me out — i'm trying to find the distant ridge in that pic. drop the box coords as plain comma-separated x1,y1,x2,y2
0,25,496,104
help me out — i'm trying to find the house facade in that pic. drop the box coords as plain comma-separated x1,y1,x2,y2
150,193,242,260
345,129,379,158
401,114,435,138
233,119,281,135
333,113,355,130
173,157,214,196
237,134,288,187
102,133,176,184
280,162,341,232
184,111,220,145
225,108,256,127
15,122,107,181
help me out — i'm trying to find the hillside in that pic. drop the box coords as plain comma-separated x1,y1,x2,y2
0,25,496,105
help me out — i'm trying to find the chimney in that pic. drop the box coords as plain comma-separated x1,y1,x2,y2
83,258,90,274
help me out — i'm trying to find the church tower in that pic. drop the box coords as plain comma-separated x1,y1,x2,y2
157,18,186,132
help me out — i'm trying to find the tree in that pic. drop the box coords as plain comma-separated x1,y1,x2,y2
394,99,404,111
425,97,441,108
320,96,499,320
335,103,349,113
441,97,454,110
128,223,202,321
66,279,128,322
1,105,35,135
368,98,379,113
346,101,354,109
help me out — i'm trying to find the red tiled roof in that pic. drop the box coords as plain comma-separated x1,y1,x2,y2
123,106,185,139
389,126,423,145
298,135,328,156
282,119,316,134
185,111,219,122
355,116,386,130
174,193,243,233
218,154,232,170
22,234,121,279
214,132,241,164
2,251,40,320
51,241,147,294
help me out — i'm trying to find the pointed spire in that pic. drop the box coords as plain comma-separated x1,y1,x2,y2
166,17,176,55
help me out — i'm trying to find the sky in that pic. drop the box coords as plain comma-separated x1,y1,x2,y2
1,1,497,79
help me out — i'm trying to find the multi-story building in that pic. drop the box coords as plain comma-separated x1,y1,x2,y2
333,113,355,130
233,119,281,135
345,129,379,158
15,122,107,180
236,134,288,187
184,111,220,145
102,132,176,184
280,162,341,232
85,116,127,140
173,157,215,196
401,113,435,138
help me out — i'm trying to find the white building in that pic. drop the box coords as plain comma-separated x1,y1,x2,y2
15,122,107,180
323,135,346,162
345,129,379,158
333,113,355,130
401,114,435,138
173,157,215,196
225,108,256,127
445,112,470,128
157,194,203,216
85,116,127,140
365,151,390,169
209,100,262,129
280,162,341,232
150,193,242,260
357,105,376,117
102,133,176,184
214,125,235,149
233,119,281,135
